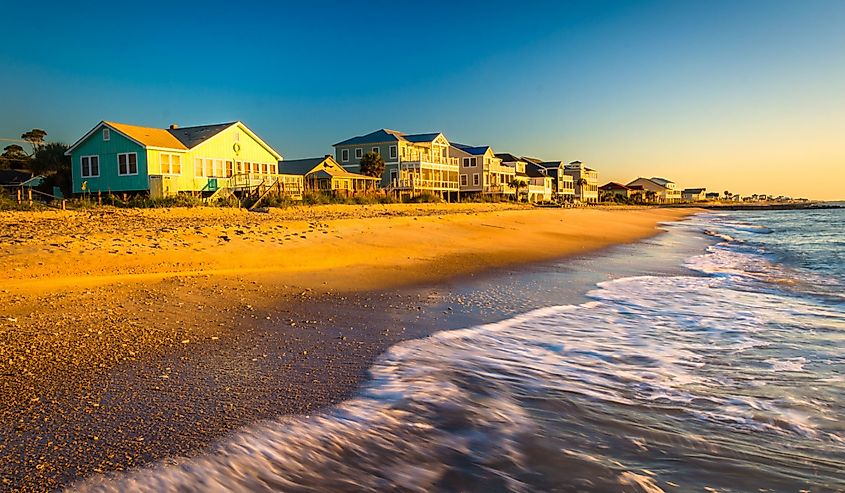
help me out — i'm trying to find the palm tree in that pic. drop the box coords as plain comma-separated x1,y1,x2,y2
508,178,525,202
645,190,657,202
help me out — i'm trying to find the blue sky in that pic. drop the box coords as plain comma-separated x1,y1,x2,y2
1,0,843,198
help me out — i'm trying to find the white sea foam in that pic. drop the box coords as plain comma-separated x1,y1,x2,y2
70,214,845,492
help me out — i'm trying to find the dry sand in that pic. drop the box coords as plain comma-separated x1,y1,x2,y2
0,203,694,491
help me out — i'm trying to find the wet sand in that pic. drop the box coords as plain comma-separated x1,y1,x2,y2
0,204,695,491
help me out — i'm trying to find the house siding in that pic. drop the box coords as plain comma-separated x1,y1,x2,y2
71,125,148,194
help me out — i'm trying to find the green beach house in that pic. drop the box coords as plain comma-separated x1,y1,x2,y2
65,121,300,198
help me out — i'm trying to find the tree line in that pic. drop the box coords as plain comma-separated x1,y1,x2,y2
1,129,72,193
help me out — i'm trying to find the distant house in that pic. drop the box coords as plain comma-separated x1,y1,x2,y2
682,187,707,202
451,143,515,197
525,162,554,203
64,121,300,198
705,192,721,200
495,153,532,200
627,177,682,203
0,169,34,187
333,128,459,199
599,182,633,200
276,156,379,194
524,159,575,202
564,161,599,203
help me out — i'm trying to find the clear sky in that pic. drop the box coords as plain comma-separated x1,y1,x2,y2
1,0,843,199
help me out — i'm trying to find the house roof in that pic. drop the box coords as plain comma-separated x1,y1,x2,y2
525,162,548,178
333,128,443,146
627,184,645,191
451,143,491,156
627,177,667,189
167,122,236,148
683,188,706,193
276,157,328,175
495,153,523,163
599,182,631,190
0,169,34,186
278,156,377,179
650,177,674,186
105,121,188,150
540,161,564,168
66,120,282,160
522,156,543,165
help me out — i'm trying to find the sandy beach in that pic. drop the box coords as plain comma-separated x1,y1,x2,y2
0,204,693,491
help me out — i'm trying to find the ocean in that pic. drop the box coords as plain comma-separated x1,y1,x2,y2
75,208,845,492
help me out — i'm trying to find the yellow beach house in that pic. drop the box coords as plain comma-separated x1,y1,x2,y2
276,156,379,194
450,143,515,198
65,120,302,199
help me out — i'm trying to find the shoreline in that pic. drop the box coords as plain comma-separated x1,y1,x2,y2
0,204,697,491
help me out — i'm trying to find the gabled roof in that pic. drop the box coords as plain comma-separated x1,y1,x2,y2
600,182,631,191
105,121,188,150
650,177,674,186
683,188,706,193
276,157,328,175
333,128,444,146
627,177,667,189
66,120,282,159
525,162,549,178
168,122,236,148
404,132,441,143
495,153,523,163
277,156,377,179
522,156,544,165
451,143,491,156
540,160,564,168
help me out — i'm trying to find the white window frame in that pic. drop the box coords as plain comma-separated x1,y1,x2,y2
80,155,100,178
195,158,204,177
371,146,379,155
389,145,397,159
341,149,349,162
159,153,182,175
102,128,110,141
460,174,467,186
117,152,138,176
473,173,480,186
469,157,477,167
355,148,363,159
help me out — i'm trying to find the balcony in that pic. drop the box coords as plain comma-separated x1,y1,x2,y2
392,177,459,192
398,156,460,169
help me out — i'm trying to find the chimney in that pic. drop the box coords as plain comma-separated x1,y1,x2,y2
169,124,179,130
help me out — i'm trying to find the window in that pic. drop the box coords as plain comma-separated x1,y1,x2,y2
81,155,99,178
160,153,182,175
195,158,204,177
460,174,467,186
225,161,234,177
355,148,363,159
473,173,480,186
268,163,277,174
102,128,110,141
236,161,243,174
233,131,240,142
262,163,269,175
389,145,397,159
466,157,477,167
484,174,489,186
372,147,379,155
117,153,138,176
341,149,349,162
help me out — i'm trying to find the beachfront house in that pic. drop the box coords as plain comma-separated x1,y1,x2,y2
626,177,682,203
333,129,459,200
563,161,599,203
705,192,721,201
277,156,379,195
599,182,633,200
682,187,707,202
524,159,575,203
451,143,515,198
65,121,302,199
495,153,532,201
525,162,554,203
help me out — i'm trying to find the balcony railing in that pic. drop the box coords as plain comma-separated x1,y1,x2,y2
399,156,460,168
392,177,459,191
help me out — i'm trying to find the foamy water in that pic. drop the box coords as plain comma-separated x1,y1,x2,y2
73,210,845,492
